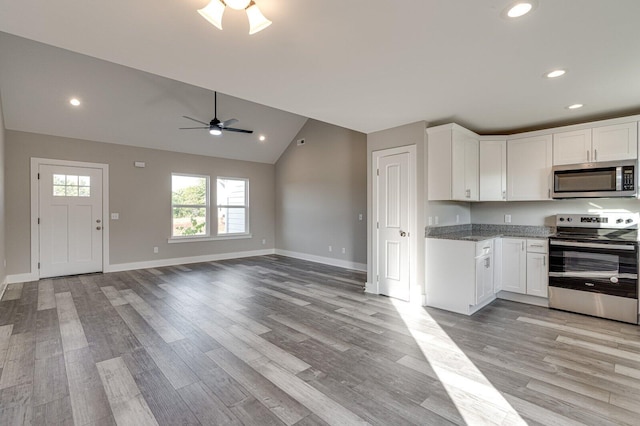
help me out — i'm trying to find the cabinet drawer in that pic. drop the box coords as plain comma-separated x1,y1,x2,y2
476,239,494,256
526,239,548,253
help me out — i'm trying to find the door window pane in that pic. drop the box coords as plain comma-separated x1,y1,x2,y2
53,174,91,197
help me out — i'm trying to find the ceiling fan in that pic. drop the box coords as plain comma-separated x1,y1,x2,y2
180,91,253,135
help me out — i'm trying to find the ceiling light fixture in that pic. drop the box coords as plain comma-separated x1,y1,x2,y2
567,103,584,110
502,1,537,19
545,69,566,78
198,0,272,35
69,98,81,106
209,128,223,135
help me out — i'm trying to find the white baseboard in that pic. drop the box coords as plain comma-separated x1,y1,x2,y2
274,249,366,272
364,281,378,294
497,291,549,308
105,249,276,273
6,272,39,284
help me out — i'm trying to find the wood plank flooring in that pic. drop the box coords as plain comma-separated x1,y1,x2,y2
1,255,640,425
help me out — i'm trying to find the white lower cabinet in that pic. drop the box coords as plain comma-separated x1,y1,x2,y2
426,238,495,315
500,237,548,297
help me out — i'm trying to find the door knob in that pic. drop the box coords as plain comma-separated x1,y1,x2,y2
96,219,101,223
399,230,407,237
96,226,102,230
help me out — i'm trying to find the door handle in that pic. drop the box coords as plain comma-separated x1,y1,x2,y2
96,226,102,230
399,230,407,237
96,219,101,223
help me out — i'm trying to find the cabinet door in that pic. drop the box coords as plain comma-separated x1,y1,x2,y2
526,252,548,298
427,129,452,201
507,135,553,200
500,238,527,294
553,129,591,165
452,134,479,201
475,254,493,305
480,140,507,201
592,122,638,162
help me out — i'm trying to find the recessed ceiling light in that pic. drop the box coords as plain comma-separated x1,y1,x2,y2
545,69,566,78
567,104,584,110
69,98,81,106
502,1,537,19
259,135,266,141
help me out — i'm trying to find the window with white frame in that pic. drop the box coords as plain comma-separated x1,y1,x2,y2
171,174,209,237
217,177,248,235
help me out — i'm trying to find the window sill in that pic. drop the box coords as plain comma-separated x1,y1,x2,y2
168,234,252,244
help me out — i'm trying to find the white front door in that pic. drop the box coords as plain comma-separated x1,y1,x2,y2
39,164,103,278
376,151,411,301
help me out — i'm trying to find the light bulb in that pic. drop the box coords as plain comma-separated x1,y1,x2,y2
507,2,533,18
210,128,223,135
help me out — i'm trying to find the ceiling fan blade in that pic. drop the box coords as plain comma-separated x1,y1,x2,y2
182,116,210,126
221,118,238,128
223,127,254,134
179,126,209,130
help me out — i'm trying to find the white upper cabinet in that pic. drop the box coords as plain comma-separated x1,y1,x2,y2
428,124,479,201
553,122,637,165
553,129,592,165
507,135,553,200
479,140,507,201
591,122,637,162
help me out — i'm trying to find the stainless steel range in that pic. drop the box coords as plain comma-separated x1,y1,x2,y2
549,213,639,324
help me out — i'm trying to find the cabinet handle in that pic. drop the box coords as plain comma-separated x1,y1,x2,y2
543,256,546,266
485,258,490,268
594,149,597,161
530,244,544,248
522,241,525,251
587,150,590,162
548,188,551,198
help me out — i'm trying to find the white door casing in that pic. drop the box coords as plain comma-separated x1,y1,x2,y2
31,158,109,279
373,146,415,302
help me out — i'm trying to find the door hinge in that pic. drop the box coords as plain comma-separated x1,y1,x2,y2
37,218,40,225
376,169,379,176
376,275,379,283
37,173,40,179
38,262,40,269
376,222,379,229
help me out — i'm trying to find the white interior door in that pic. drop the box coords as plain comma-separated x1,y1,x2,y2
39,164,103,278
377,151,410,301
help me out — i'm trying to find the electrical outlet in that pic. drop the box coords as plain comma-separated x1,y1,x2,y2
328,245,332,252
342,248,346,254
505,214,512,223
358,214,363,221
153,246,159,254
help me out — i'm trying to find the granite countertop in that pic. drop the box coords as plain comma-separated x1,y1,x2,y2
425,224,555,242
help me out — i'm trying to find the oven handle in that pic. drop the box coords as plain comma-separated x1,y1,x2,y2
550,240,637,251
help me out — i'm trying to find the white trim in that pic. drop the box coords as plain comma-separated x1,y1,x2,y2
371,145,417,301
275,249,366,272
31,158,110,280
497,291,549,307
105,249,275,273
6,272,39,284
168,234,252,244
364,281,378,294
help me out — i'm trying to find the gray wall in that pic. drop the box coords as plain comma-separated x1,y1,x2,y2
275,119,367,266
471,198,640,226
367,121,427,303
5,131,275,275
0,94,6,289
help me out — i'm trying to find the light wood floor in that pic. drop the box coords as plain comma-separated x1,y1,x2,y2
1,255,640,425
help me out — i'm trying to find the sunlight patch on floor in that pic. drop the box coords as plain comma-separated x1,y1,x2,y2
390,299,527,425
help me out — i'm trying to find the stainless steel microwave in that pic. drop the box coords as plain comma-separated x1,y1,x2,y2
552,160,637,198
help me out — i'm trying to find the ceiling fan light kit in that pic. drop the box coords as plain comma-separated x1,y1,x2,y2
198,0,272,34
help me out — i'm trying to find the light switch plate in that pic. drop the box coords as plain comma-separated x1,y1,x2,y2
111,213,119,220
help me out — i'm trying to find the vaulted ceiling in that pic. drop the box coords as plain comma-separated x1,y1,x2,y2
1,0,639,163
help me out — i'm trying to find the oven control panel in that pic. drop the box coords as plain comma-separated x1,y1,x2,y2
556,213,639,229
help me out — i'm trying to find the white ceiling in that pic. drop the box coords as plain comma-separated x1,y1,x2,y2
1,0,640,159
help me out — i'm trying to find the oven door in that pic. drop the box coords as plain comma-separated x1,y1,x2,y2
549,239,638,298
